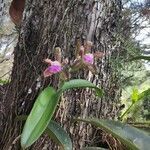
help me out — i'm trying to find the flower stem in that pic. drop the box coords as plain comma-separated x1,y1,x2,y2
120,103,134,121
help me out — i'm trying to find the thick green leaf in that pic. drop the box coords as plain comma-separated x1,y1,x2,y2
46,120,72,150
21,87,58,149
59,79,103,97
81,147,108,150
17,115,72,150
75,118,150,150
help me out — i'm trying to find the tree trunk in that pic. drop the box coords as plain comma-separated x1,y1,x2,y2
1,0,123,149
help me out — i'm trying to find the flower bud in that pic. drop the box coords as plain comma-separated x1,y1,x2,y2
54,47,62,62
84,41,93,52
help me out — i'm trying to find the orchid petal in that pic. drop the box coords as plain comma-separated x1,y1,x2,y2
43,60,62,78
43,68,53,77
83,53,94,64
44,59,52,64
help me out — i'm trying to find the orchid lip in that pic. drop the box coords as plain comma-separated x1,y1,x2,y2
48,65,62,73
83,53,94,64
43,60,62,77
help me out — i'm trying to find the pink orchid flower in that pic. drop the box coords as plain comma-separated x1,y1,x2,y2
43,59,62,77
83,53,94,64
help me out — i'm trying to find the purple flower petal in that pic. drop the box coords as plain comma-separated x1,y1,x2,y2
43,61,62,77
48,61,62,73
83,53,94,64
43,68,53,77
48,65,62,73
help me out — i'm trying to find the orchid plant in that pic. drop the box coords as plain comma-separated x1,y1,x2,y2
21,41,104,149
20,41,150,150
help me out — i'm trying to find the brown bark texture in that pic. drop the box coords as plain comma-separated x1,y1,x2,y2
0,0,124,149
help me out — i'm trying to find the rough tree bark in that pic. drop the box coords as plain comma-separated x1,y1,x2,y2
1,0,123,149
